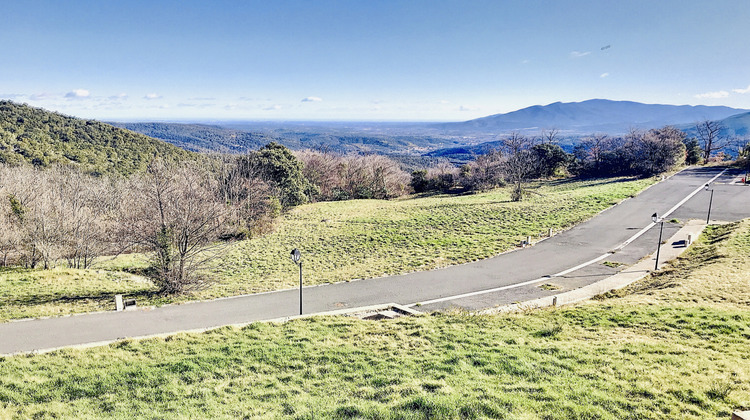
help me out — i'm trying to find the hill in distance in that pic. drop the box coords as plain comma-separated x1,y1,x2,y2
114,99,749,160
679,111,750,141
442,99,749,135
110,122,278,154
0,101,193,176
116,121,465,156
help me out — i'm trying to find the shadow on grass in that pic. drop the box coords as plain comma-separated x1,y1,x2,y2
3,288,162,308
544,175,643,189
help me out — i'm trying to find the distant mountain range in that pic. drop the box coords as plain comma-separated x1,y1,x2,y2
441,99,749,135
427,105,750,163
110,100,750,164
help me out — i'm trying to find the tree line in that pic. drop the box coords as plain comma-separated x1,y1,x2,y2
410,125,713,199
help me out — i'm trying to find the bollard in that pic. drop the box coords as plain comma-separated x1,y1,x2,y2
115,294,124,311
526,236,531,246
687,234,693,245
548,228,553,237
552,296,558,306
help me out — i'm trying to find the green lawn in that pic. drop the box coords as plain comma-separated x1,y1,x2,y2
0,220,747,419
0,177,653,321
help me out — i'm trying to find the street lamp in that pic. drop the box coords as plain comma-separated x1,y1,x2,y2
651,212,664,271
290,248,302,315
704,183,714,225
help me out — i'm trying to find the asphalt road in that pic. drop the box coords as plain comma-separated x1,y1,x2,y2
1,166,748,355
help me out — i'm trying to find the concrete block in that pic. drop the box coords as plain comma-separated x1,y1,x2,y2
115,294,124,312
732,411,750,420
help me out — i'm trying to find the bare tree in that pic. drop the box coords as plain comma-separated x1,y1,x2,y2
501,132,538,201
629,126,686,176
540,128,559,144
296,150,409,200
119,160,232,294
695,119,730,161
460,149,504,191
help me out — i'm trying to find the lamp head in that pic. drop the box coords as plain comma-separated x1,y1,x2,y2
290,248,301,264
651,213,658,223
704,183,710,191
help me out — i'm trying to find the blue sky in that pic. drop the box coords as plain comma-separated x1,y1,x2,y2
2,0,749,121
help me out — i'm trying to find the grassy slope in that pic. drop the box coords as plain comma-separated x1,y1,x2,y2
0,221,748,419
0,177,653,321
211,177,653,297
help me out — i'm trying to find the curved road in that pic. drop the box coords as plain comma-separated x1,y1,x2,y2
1,166,748,355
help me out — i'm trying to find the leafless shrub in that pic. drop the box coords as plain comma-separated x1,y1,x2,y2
296,151,410,200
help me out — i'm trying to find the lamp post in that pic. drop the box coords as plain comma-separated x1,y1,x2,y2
651,213,664,271
290,248,302,315
704,183,714,224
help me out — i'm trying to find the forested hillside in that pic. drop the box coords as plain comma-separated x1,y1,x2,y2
0,101,192,176
117,121,460,155
110,122,278,153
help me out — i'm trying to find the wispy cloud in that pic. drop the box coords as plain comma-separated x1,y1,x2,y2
301,96,323,102
144,93,162,100
65,89,90,99
0,93,25,99
600,72,609,78
263,104,282,111
570,51,591,58
459,105,479,112
188,97,216,101
29,92,55,100
108,93,128,100
695,90,729,99
733,85,750,94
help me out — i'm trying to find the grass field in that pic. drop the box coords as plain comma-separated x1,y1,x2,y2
0,220,747,419
0,177,653,321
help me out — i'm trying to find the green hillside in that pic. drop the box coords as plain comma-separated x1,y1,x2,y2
0,101,193,176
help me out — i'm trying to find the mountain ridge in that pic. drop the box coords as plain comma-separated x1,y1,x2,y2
443,99,749,134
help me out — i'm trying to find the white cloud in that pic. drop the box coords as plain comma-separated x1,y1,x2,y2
440,100,450,104
459,105,479,112
695,90,729,99
733,85,750,94
65,89,90,99
263,104,282,111
521,59,530,64
301,96,323,102
109,93,128,100
600,72,609,78
570,51,591,58
144,93,162,100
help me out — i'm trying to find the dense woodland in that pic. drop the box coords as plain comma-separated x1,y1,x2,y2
0,101,739,294
0,101,191,176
